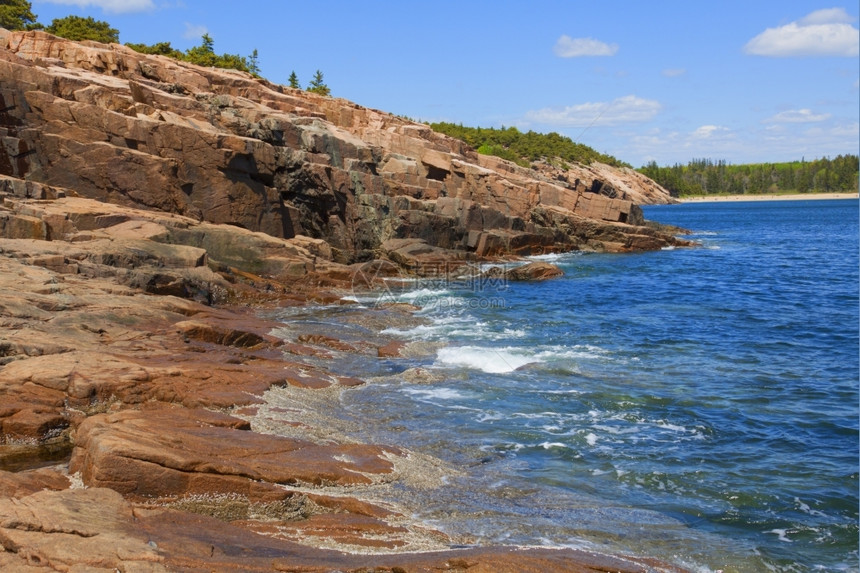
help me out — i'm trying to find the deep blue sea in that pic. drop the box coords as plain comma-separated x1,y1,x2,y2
272,199,859,572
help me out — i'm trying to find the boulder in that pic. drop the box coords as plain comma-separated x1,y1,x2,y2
0,467,70,498
482,261,565,282
69,408,401,495
505,261,565,281
0,487,168,571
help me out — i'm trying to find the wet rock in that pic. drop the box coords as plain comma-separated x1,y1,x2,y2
378,340,407,358
0,483,684,572
296,333,358,352
69,408,402,495
482,261,565,282
0,467,70,498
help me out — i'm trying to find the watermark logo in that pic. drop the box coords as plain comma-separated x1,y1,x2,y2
350,259,409,307
350,261,509,309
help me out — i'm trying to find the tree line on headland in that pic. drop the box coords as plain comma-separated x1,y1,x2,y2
426,124,858,200
638,156,859,197
429,122,628,168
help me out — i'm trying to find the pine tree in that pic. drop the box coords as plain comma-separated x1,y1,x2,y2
184,33,216,67
288,71,300,89
0,0,39,31
306,69,330,96
248,48,259,76
45,15,119,43
201,33,214,52
125,41,183,58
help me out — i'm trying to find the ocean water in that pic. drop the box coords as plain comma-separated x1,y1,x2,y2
271,199,859,572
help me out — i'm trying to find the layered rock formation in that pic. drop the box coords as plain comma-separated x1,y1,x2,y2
0,28,685,272
0,28,692,572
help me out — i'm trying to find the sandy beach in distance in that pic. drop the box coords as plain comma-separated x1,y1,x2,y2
679,192,859,203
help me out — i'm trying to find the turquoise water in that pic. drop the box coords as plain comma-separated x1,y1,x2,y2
275,199,859,572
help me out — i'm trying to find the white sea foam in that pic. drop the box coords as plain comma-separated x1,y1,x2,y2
592,424,640,436
438,324,526,342
435,346,539,373
401,386,470,401
794,497,828,518
527,253,562,262
433,344,610,374
540,388,583,395
655,420,687,432
339,294,381,306
768,529,794,543
585,433,599,446
539,441,568,449
510,411,565,420
526,250,581,263
480,442,526,453
477,412,505,422
381,313,473,339
393,287,451,303
500,327,527,338
383,316,521,343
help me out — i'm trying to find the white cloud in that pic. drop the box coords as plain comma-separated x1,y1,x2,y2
744,8,859,57
798,7,855,25
692,125,730,139
524,95,661,127
553,35,618,57
38,0,155,13
183,22,209,40
823,121,859,138
661,68,686,77
766,108,831,123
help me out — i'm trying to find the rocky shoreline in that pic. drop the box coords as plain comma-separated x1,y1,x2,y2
0,195,688,571
0,28,693,571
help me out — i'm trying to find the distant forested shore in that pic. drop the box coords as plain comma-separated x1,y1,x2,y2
638,156,859,197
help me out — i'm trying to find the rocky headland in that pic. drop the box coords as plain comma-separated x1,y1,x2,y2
0,29,690,572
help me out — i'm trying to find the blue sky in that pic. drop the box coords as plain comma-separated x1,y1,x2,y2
31,1,860,167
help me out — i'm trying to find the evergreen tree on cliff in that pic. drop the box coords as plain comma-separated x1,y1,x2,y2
0,0,39,31
184,33,217,67
183,33,249,72
45,15,119,43
307,70,330,96
125,41,183,59
288,71,300,89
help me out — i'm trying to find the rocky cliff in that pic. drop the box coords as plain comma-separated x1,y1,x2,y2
0,29,691,572
0,29,684,273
